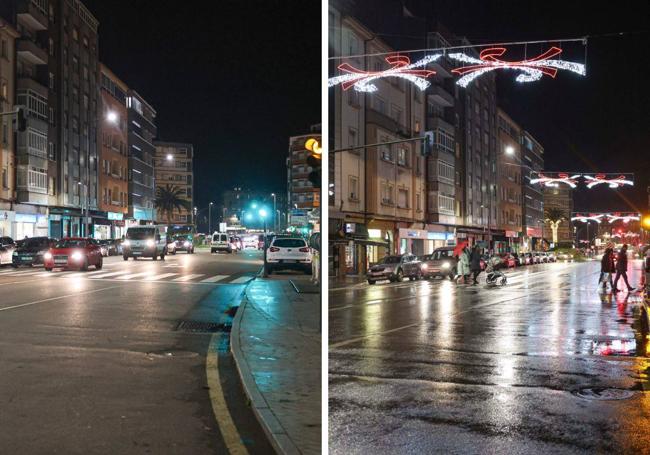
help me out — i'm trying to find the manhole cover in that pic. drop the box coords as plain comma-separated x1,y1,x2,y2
176,320,230,333
574,387,635,401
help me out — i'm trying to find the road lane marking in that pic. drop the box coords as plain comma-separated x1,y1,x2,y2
116,272,152,280
230,276,252,284
88,271,131,279
172,274,204,282
0,285,122,312
201,275,229,283
144,273,179,281
206,334,250,455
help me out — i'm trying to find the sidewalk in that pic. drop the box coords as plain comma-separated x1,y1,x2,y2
231,276,321,454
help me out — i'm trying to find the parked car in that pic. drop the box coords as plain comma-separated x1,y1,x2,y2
557,251,573,261
367,254,422,284
98,239,119,256
546,252,557,262
44,237,103,271
211,232,232,253
243,235,258,249
265,237,312,274
499,253,517,268
418,247,457,279
122,225,168,260
12,237,57,267
522,252,534,265
511,252,523,267
0,236,15,265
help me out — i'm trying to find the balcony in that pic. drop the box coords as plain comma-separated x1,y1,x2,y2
17,38,47,65
428,85,454,107
16,0,48,31
428,116,455,135
17,77,48,98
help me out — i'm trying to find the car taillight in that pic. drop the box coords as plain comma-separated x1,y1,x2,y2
299,247,310,252
269,247,280,252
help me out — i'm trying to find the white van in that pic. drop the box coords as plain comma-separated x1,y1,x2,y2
122,225,168,260
211,232,232,254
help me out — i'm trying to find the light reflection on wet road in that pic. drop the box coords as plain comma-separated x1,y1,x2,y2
329,260,650,454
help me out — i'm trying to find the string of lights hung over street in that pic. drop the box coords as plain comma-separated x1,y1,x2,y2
530,173,634,188
328,37,588,91
571,213,640,223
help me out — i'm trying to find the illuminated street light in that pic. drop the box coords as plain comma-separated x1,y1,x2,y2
106,111,118,124
259,208,268,218
505,146,514,155
166,154,173,161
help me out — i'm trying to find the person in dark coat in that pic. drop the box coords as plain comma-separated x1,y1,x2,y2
613,244,635,293
470,246,482,285
599,248,615,290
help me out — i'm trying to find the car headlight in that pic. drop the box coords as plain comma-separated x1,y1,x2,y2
44,252,53,260
71,251,83,261
441,261,450,269
123,240,130,247
421,263,428,270
184,241,190,247
146,239,155,247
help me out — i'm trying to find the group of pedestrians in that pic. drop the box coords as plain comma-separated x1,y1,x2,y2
599,243,635,293
456,245,482,285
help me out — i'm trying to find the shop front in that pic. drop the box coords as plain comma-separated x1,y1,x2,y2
523,226,543,252
398,228,428,256
15,213,48,239
426,230,456,253
505,230,522,253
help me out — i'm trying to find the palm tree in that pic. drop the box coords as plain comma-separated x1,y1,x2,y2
155,184,190,224
544,208,565,245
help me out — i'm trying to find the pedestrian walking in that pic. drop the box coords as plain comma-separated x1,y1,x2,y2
613,244,635,293
457,246,471,284
599,247,615,291
470,246,482,284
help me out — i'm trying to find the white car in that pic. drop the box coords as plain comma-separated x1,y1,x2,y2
211,233,232,253
266,237,312,275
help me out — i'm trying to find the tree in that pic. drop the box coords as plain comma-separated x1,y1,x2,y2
155,184,190,224
544,208,565,245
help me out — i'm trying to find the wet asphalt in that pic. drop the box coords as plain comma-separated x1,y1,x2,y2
329,260,650,454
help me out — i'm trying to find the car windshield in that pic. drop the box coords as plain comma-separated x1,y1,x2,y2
380,256,401,264
432,250,453,260
273,239,306,248
56,239,87,248
23,238,48,248
127,229,155,240
213,234,227,241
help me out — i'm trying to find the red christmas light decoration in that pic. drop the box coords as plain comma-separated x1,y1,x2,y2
530,172,581,188
583,174,634,189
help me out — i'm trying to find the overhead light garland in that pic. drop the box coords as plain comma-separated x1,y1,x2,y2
328,54,441,93
571,213,640,223
571,214,604,223
606,214,640,223
448,47,586,87
583,174,634,188
530,172,581,188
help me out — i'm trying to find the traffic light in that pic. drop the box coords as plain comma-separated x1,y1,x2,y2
15,107,26,133
420,131,434,157
305,138,321,187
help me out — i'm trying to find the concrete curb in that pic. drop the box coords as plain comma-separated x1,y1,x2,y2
230,281,301,455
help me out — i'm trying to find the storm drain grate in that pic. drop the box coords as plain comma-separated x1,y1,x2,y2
176,320,231,333
573,387,635,401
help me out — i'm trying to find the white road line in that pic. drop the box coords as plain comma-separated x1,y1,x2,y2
61,272,89,279
144,273,179,281
88,271,129,279
116,272,152,280
230,276,252,284
200,275,229,283
172,274,204,282
0,285,122,312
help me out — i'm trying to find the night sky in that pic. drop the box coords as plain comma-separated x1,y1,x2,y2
83,0,321,215
360,0,650,213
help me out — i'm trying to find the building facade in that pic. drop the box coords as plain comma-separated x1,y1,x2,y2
496,108,522,252
288,130,320,209
543,186,574,246
0,19,19,237
153,141,193,224
97,63,128,238
126,90,156,225
521,130,544,251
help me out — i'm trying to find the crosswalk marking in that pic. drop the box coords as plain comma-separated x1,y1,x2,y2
87,271,129,279
230,276,252,284
201,275,229,283
172,274,204,282
145,273,179,281
116,272,151,280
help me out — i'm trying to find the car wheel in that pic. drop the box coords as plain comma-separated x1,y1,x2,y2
81,258,88,271
96,257,103,270
161,250,166,261
368,280,376,285
396,269,403,282
123,255,129,261
152,254,157,261
211,249,216,254
266,266,273,275
45,267,52,271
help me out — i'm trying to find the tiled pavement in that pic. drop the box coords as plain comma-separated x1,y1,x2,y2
232,277,321,454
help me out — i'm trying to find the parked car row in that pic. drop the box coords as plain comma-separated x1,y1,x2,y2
367,248,558,284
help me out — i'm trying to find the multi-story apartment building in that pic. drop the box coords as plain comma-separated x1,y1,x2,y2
126,90,156,225
153,141,193,224
496,108,522,252
0,0,51,238
288,129,321,211
543,185,574,246
97,63,128,238
329,7,426,275
521,130,544,250
0,20,19,237
48,0,100,238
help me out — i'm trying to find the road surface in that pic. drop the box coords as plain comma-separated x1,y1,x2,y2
330,260,650,454
0,248,274,454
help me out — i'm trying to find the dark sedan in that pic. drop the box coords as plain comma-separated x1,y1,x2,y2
12,237,57,267
367,254,421,284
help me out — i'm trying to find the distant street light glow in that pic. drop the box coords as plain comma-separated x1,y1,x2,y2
106,111,118,124
505,146,514,155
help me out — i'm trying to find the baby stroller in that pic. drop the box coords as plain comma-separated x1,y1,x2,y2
485,256,507,286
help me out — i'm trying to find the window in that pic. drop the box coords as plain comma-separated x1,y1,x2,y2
349,175,358,200
416,193,421,211
397,188,409,208
83,36,88,47
391,105,403,125
374,96,387,115
438,195,455,214
49,72,54,90
72,28,78,41
0,39,6,59
49,38,54,56
2,168,7,189
397,147,408,167
48,142,56,161
381,181,394,204
348,127,357,148
438,161,454,183
0,80,7,100
348,35,358,56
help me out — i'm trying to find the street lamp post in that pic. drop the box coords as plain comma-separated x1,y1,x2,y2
271,193,277,232
208,202,213,234
259,208,269,277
